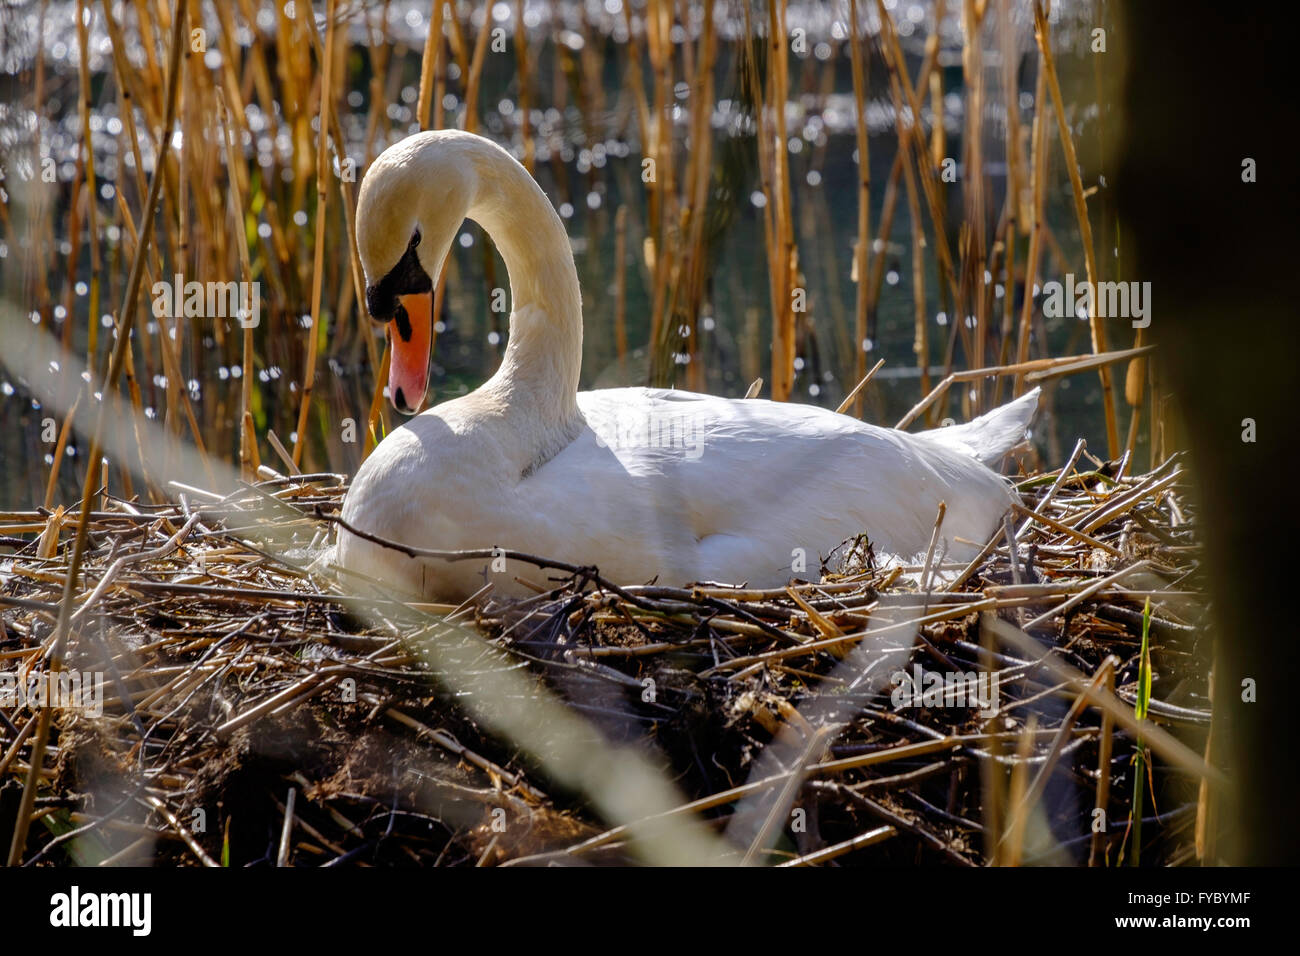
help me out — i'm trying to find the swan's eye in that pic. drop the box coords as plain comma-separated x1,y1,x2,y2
365,229,434,322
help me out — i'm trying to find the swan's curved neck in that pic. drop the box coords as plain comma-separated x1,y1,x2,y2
458,145,583,427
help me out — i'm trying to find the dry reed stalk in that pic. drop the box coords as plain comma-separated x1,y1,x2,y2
1090,656,1116,865
1150,371,1166,470
1013,49,1049,395
615,205,629,366
1032,1,1117,457
740,726,836,865
767,0,796,401
543,10,573,207
24,0,50,309
992,0,1022,402
463,2,492,133
211,4,251,199
266,430,301,478
77,0,102,375
291,0,337,467
360,1,390,161
662,0,716,393
455,6,498,361
434,3,450,130
982,613,1220,785
1004,658,1114,863
275,2,313,242
443,0,471,81
515,0,535,173
927,0,947,172
174,10,191,385
847,0,870,417
277,786,297,866
108,159,215,488
689,0,719,390
1098,9,1144,456
895,345,1152,429
618,3,651,180
901,113,930,400
776,825,896,866
364,344,391,459
417,0,445,131
979,609,1006,864
739,2,777,394
874,5,971,412
1123,348,1144,459
6,0,188,868
1195,665,1217,862
643,0,675,366
302,9,371,381
874,1,959,308
835,357,885,416
556,735,968,860
576,11,607,201
208,106,253,478
1001,715,1037,865
145,794,218,867
862,70,935,335
919,500,947,596
961,0,989,383
42,394,82,511
118,332,156,499
1010,500,1120,557
59,170,84,357
129,0,163,116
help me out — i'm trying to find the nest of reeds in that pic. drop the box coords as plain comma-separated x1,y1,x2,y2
0,451,1217,866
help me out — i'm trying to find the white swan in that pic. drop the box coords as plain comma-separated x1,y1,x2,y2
337,130,1040,600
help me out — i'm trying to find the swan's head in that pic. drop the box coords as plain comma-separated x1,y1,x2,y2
356,132,477,414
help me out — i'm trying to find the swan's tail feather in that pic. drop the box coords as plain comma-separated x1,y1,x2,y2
915,387,1042,467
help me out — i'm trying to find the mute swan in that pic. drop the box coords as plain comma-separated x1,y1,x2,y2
337,130,1040,600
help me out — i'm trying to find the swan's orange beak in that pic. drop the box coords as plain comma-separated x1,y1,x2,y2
388,292,432,414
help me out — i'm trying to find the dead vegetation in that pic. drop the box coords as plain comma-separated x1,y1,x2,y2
0,445,1220,866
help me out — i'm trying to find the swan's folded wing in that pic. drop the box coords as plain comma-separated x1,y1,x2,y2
571,388,1014,567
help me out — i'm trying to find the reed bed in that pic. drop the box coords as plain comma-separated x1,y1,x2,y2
2,0,1138,509
0,448,1215,866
